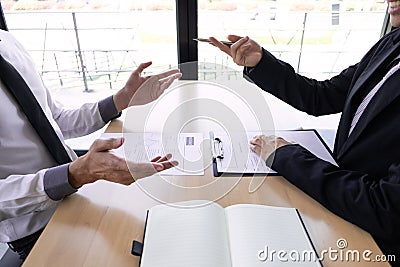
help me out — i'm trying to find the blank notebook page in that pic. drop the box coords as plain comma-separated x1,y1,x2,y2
225,204,321,267
140,202,232,267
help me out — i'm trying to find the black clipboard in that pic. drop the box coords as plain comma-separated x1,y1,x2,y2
210,129,336,177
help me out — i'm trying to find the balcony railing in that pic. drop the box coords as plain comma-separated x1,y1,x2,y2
5,10,386,92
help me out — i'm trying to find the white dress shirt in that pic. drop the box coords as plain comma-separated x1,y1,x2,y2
348,57,400,135
0,30,119,242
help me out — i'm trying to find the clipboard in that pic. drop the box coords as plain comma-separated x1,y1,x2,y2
210,129,337,177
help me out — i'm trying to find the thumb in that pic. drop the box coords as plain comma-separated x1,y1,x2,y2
227,34,242,42
90,137,124,152
134,61,152,75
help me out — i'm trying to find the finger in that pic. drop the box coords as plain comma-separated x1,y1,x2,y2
209,37,231,56
159,72,182,83
250,138,262,146
127,161,161,179
151,162,164,171
158,159,179,170
250,144,261,155
157,75,178,96
231,36,249,63
250,134,263,143
154,153,172,163
155,69,181,80
264,135,277,141
91,138,123,152
227,34,243,42
134,61,152,75
151,156,162,162
251,134,263,140
159,74,178,86
152,75,177,100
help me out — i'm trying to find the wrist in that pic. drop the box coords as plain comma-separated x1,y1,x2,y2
113,87,129,112
68,159,88,188
249,46,263,67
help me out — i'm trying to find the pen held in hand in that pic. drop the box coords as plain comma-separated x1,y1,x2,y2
193,38,234,47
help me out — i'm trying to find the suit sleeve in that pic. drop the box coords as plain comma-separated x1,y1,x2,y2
269,144,400,241
244,49,356,116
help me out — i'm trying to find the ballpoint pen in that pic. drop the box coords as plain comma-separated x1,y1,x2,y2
193,38,234,46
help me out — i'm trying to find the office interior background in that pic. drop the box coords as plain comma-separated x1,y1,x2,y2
0,0,391,261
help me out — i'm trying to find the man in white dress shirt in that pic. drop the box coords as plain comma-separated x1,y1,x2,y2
0,29,181,261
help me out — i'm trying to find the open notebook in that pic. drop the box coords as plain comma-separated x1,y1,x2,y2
139,200,322,267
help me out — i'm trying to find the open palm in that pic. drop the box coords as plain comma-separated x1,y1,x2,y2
128,68,182,106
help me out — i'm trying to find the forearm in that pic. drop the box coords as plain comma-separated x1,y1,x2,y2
244,49,351,116
0,166,76,221
269,144,400,240
53,96,121,139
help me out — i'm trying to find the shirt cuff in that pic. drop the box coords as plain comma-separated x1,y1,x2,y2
244,66,256,75
44,164,77,201
98,96,121,123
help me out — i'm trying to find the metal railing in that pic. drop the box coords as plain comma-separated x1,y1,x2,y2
5,10,387,91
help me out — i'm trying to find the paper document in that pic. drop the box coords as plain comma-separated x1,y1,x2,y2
101,132,204,176
211,130,337,176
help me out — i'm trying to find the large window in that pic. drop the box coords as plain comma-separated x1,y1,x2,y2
4,0,178,106
197,0,387,130
198,0,387,79
1,0,389,130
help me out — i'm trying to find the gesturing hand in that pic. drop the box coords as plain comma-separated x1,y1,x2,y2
113,62,182,111
127,68,182,106
68,138,178,188
209,35,263,67
250,135,291,161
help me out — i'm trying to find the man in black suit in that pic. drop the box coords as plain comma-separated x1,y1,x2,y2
210,2,400,264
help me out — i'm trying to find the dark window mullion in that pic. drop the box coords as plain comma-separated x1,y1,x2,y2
176,0,198,79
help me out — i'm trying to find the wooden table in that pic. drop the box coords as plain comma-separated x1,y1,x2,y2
23,81,387,266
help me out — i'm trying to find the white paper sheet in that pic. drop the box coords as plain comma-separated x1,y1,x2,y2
101,132,205,176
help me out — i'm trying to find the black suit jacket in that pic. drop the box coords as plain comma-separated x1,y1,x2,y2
245,28,400,262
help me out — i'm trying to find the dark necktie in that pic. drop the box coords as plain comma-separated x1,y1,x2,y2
0,55,71,164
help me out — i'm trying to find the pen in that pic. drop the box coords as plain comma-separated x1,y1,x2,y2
193,38,234,47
